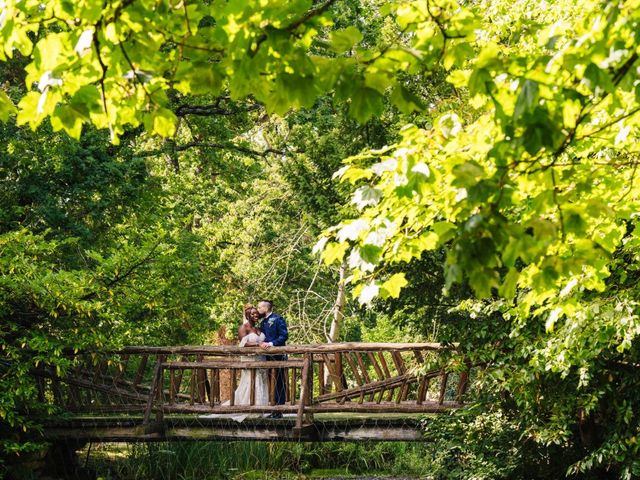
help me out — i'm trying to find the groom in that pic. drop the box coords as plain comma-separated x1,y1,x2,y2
257,299,288,418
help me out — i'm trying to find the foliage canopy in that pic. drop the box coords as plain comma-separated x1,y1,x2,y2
2,0,640,477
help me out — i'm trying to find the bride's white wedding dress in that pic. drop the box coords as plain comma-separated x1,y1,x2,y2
233,332,269,412
201,331,269,422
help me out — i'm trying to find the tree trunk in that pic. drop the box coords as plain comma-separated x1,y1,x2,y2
324,260,346,391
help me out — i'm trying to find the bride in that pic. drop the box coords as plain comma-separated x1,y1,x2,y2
234,310,269,408
203,305,269,422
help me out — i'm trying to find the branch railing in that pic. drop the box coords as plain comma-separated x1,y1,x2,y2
32,343,471,430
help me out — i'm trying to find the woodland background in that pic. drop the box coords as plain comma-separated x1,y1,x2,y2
1,0,640,478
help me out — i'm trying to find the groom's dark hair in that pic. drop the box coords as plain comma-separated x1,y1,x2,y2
259,299,273,310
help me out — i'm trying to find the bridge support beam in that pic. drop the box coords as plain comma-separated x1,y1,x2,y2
41,417,428,443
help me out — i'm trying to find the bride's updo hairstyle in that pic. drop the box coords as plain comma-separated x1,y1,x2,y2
243,304,254,324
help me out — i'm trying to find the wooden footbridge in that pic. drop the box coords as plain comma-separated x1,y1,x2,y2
32,343,471,443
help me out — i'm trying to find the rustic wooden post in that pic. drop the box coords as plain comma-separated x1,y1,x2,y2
155,355,165,422
209,369,216,407
172,355,186,400
343,352,364,403
368,352,384,380
213,369,220,404
377,352,392,378
455,370,468,405
250,368,256,406
456,359,471,405
413,349,425,365
296,353,311,429
391,352,405,374
289,367,297,405
169,369,176,405
229,368,237,407
318,359,326,395
391,352,410,402
344,352,363,384
417,375,430,405
305,354,314,423
377,352,393,401
386,387,396,402
335,352,345,390
269,368,276,405
143,359,163,425
132,355,148,389
354,352,374,402
321,354,343,393
196,354,206,404
284,363,290,403
189,368,196,406
438,370,449,405
354,352,370,383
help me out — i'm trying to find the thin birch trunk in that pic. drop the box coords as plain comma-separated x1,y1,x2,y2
324,260,346,390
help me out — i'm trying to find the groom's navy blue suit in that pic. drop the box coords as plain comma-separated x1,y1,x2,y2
260,312,288,406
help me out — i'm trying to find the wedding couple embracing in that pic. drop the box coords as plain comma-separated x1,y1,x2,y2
209,300,288,422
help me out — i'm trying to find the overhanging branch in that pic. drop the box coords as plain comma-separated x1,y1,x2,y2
136,142,285,158
175,103,262,117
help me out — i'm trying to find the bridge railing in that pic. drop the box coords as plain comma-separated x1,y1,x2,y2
32,343,471,430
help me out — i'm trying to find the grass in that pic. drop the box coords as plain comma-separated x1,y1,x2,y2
80,441,434,480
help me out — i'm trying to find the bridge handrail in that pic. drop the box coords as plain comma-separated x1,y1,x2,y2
116,342,458,356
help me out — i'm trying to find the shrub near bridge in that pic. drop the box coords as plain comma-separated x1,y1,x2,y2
1,0,640,478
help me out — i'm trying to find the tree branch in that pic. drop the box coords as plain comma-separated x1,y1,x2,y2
576,105,640,141
523,52,639,175
250,0,339,56
92,28,111,137
120,42,154,102
287,0,339,32
136,141,285,158
550,169,566,241
80,240,164,301
175,102,262,117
